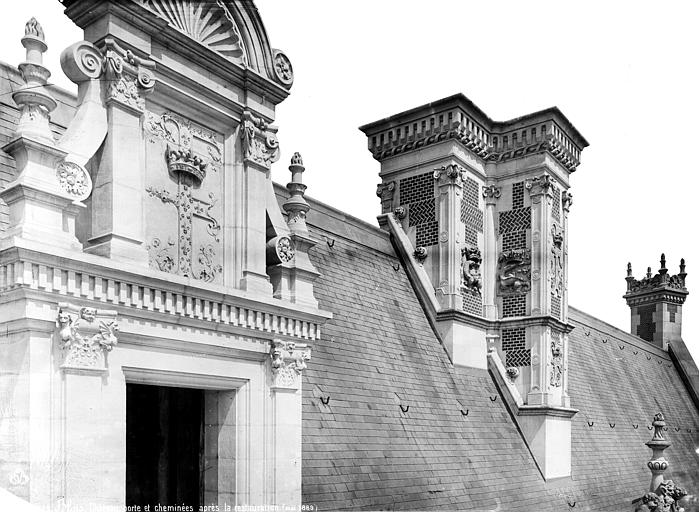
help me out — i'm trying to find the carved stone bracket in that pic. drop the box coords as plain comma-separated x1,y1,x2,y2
414,246,428,263
376,181,395,214
393,206,407,220
56,303,119,372
562,190,573,212
241,109,279,169
270,339,310,390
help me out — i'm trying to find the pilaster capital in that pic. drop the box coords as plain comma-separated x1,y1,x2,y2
482,184,501,205
376,181,396,214
525,174,553,197
433,164,465,187
56,303,119,373
270,339,311,390
101,38,156,113
241,109,280,169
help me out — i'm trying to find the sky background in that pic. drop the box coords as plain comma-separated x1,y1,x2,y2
2,1,698,359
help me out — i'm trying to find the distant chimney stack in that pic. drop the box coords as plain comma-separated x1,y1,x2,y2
624,255,688,349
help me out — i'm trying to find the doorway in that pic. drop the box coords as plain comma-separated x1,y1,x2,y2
126,383,204,509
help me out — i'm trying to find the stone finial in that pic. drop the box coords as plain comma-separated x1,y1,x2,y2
659,253,668,275
12,17,56,142
627,262,633,278
646,413,670,492
24,17,45,42
646,267,653,279
679,258,686,277
634,412,688,512
290,151,303,166
283,152,310,233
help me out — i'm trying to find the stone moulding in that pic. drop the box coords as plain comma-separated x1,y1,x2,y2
56,302,119,372
0,255,327,342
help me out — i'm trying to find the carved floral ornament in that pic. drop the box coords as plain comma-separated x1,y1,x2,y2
433,164,466,185
55,161,92,201
525,174,553,195
273,49,294,88
56,303,119,371
270,339,310,389
482,184,501,199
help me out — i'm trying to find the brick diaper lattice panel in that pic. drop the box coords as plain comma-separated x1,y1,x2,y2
551,293,561,320
512,182,524,209
637,304,656,341
462,291,483,317
416,221,439,247
502,295,526,317
506,349,531,367
502,231,526,252
408,199,435,227
502,327,530,367
552,185,561,221
399,172,434,205
501,327,526,351
461,176,483,247
499,207,531,234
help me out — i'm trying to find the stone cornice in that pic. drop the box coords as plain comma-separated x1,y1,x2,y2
0,243,331,342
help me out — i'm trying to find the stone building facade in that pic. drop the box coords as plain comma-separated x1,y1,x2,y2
1,1,699,511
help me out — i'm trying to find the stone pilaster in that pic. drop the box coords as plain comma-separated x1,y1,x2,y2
526,174,554,317
84,38,155,263
482,184,500,319
561,191,572,322
269,339,310,505
433,164,466,310
237,109,279,295
376,181,395,214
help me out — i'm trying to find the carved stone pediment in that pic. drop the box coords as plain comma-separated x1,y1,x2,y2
138,0,248,66
56,303,119,372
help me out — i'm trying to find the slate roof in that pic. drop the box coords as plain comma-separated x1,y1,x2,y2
302,212,699,511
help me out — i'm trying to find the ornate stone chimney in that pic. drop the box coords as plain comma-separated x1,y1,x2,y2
624,255,688,349
360,94,588,479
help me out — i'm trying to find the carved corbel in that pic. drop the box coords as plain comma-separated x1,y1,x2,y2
270,339,310,390
376,181,395,214
241,110,280,169
56,303,119,373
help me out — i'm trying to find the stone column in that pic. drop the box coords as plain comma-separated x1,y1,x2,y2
269,339,310,506
433,164,465,310
237,110,279,295
84,39,155,263
482,184,500,319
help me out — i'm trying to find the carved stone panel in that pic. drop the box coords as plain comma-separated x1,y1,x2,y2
497,249,531,295
550,332,563,388
144,111,224,283
56,303,119,372
270,339,310,390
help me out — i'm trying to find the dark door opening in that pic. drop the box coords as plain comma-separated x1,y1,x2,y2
126,383,204,509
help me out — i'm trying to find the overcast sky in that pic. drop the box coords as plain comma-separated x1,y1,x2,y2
2,1,698,359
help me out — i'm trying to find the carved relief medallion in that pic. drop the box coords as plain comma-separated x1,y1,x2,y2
55,161,92,201
497,249,531,295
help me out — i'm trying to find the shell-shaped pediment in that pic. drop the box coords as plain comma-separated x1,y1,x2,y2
137,0,293,90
